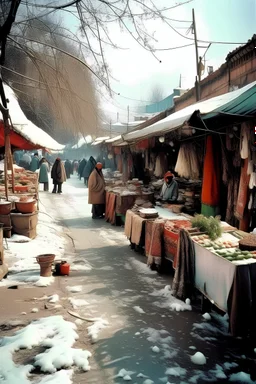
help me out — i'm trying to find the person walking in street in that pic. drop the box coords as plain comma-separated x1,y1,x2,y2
82,156,96,186
19,151,31,170
30,152,40,172
64,159,72,179
51,158,67,194
88,162,105,219
78,158,86,180
39,157,49,191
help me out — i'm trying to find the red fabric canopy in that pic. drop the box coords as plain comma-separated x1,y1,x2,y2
0,122,42,150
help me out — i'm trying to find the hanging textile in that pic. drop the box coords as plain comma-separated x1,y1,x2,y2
174,143,200,180
172,229,195,300
235,158,250,221
146,219,165,267
240,122,250,160
225,172,240,226
201,136,221,217
154,153,168,178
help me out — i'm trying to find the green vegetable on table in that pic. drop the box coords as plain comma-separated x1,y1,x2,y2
191,214,222,241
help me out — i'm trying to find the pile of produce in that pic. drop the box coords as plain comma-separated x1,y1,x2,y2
191,214,222,240
193,234,256,263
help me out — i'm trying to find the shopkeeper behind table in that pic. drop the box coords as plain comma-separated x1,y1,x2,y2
159,171,179,202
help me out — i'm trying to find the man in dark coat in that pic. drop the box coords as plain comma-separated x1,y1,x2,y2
51,158,67,194
64,159,72,179
82,156,96,186
78,158,86,180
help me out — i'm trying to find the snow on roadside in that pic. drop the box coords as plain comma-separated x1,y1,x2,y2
87,318,109,343
1,208,66,288
150,285,192,312
66,286,83,293
0,315,91,383
69,298,90,309
133,306,145,314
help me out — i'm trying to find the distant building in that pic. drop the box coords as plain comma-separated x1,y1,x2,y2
138,88,187,114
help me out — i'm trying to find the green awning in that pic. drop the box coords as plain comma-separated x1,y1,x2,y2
203,83,256,120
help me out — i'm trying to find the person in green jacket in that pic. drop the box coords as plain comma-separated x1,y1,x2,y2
30,152,40,172
39,158,49,191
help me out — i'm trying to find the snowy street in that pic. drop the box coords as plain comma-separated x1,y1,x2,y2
0,175,256,384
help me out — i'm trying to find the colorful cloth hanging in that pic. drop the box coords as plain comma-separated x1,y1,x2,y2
201,136,221,217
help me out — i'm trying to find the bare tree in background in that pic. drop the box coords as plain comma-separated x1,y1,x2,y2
0,0,192,142
149,84,165,103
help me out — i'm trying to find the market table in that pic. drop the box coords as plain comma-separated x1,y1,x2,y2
106,191,154,225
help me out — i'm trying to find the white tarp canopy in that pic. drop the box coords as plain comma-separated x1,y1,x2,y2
72,135,92,148
123,81,256,142
4,85,65,151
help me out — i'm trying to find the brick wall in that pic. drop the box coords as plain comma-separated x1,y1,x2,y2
174,36,256,111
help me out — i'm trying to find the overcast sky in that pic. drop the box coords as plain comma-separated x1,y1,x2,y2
96,0,256,123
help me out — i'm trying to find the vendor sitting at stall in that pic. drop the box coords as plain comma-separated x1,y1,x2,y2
159,171,178,202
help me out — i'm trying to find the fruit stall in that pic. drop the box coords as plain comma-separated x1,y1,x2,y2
0,165,38,239
171,214,256,337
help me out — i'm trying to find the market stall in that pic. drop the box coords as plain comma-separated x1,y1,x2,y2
0,163,39,239
104,171,154,225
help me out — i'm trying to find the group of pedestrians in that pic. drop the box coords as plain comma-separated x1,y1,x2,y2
15,152,106,215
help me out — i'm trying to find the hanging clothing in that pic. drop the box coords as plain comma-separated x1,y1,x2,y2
240,122,250,160
154,153,168,178
235,158,250,221
175,143,200,180
201,136,221,217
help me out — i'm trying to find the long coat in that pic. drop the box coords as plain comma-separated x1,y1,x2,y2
51,160,67,183
65,160,72,179
30,156,39,172
78,159,86,178
39,163,49,183
88,168,105,204
83,156,96,179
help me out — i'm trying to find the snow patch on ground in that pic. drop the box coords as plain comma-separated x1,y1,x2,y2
191,352,207,365
150,285,192,312
36,370,73,384
117,368,135,379
151,346,160,353
69,298,89,309
48,294,59,303
165,366,187,377
229,372,255,383
142,328,173,348
66,286,83,293
0,315,91,383
133,306,145,314
130,258,157,275
202,312,212,321
87,318,109,343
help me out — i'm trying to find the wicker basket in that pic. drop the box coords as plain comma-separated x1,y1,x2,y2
239,234,256,251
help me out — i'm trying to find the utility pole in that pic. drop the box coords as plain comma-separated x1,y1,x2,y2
117,112,119,122
179,74,182,88
127,105,130,133
192,8,200,101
